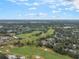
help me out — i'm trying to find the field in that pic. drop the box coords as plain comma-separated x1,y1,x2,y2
16,27,55,44
0,46,72,59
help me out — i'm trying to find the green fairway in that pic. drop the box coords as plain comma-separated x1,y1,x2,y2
16,28,55,43
6,46,72,59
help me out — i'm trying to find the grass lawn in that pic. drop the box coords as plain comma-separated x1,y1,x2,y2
16,28,55,43
0,46,72,59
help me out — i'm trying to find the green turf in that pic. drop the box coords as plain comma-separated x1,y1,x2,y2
8,46,72,59
16,28,55,43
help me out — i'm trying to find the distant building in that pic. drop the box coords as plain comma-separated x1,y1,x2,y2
7,55,17,59
7,55,26,59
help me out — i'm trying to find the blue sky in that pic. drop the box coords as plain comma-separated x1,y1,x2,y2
0,0,79,19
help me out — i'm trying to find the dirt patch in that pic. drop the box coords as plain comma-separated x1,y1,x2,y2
32,55,45,59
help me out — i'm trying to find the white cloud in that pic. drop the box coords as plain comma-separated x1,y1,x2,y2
8,0,28,2
7,0,79,19
65,6,74,11
24,3,31,6
7,0,41,7
52,10,61,14
65,0,79,9
8,0,16,2
40,0,55,4
28,7,37,10
72,0,79,9
25,12,48,18
75,10,79,12
19,0,28,2
32,2,39,6
7,0,29,5
25,13,37,16
49,5,57,9
7,0,78,11
38,12,48,17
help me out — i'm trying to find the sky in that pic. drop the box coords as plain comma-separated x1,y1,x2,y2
0,0,79,19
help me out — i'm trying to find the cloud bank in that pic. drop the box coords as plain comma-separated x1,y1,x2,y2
6,0,79,19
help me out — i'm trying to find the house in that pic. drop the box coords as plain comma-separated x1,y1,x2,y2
7,55,17,59
7,55,26,59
